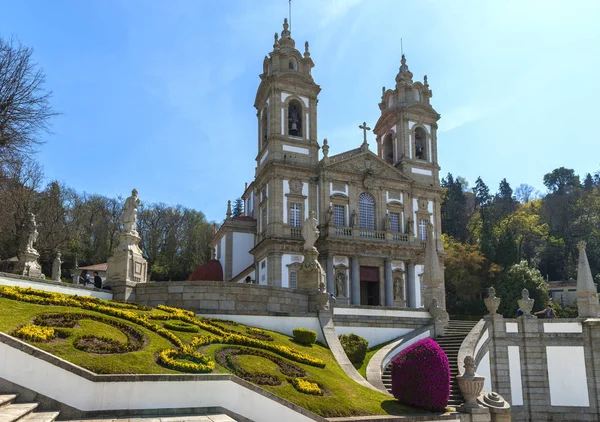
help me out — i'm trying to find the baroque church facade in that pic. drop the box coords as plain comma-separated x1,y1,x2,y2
211,19,444,309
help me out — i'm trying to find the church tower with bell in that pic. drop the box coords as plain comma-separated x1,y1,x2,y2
251,19,322,287
373,55,441,187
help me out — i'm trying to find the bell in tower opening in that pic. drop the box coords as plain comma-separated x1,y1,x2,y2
288,100,302,137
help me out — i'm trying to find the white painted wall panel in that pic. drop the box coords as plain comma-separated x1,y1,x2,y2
544,322,583,333
477,351,492,393
200,314,324,344
547,346,589,407
508,346,524,406
333,307,431,319
231,232,254,279
506,322,518,333
0,276,112,300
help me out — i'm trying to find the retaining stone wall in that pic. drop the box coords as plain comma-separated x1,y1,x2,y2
133,280,313,315
479,316,600,422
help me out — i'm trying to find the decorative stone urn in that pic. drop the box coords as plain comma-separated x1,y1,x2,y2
456,356,485,408
484,287,501,316
517,288,535,317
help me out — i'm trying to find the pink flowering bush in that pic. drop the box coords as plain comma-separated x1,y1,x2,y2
391,338,450,412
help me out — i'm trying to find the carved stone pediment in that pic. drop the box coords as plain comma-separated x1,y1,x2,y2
324,151,411,182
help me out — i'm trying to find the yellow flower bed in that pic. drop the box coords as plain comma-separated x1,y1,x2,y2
157,348,215,373
0,286,325,371
13,324,55,342
289,377,323,395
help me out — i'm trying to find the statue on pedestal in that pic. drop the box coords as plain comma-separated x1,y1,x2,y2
297,211,327,302
301,211,319,251
106,189,148,289
120,189,141,233
20,213,39,254
16,213,43,278
52,251,62,282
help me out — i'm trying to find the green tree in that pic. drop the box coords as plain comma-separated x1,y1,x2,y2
495,261,549,317
472,177,496,260
232,198,244,218
441,173,472,242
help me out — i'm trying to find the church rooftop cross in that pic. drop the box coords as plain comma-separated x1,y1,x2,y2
359,122,371,144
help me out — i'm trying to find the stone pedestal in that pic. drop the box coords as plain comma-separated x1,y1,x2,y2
15,251,43,279
297,249,326,292
393,298,406,308
106,232,148,285
577,295,600,318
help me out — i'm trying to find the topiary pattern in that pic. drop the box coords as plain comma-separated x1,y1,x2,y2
293,327,317,346
391,338,450,412
339,333,368,366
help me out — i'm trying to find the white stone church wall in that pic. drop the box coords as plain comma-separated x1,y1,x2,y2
232,232,254,279
218,236,226,272
281,254,303,288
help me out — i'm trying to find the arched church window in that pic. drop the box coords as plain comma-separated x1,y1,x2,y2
289,58,297,70
382,133,393,164
359,193,375,230
288,100,302,137
415,127,427,160
261,107,268,147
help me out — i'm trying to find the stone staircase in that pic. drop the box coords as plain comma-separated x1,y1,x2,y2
381,320,478,408
0,394,59,422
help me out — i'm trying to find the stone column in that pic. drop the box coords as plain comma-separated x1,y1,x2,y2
326,256,334,295
351,257,360,305
406,262,416,308
384,258,393,307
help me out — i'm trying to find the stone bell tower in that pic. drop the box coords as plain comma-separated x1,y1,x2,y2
373,55,441,187
254,18,321,169
251,19,322,287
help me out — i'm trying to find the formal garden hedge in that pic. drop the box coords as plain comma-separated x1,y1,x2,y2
0,285,422,418
391,338,450,412
339,333,368,366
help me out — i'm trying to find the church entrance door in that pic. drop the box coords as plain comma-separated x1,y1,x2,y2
359,266,379,306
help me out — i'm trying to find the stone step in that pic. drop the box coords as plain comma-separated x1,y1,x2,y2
0,403,39,422
19,412,60,422
0,394,18,408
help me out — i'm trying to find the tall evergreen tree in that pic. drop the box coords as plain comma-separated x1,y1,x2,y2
232,198,244,218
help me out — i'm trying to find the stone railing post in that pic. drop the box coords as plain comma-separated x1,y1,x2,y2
517,288,535,318
484,286,501,317
456,355,492,422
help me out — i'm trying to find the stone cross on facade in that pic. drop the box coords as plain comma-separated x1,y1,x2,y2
359,122,371,145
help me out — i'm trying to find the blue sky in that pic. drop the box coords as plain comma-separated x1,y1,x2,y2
1,0,599,222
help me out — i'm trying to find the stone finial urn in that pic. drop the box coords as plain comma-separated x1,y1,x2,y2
456,356,485,408
517,288,535,317
484,286,501,316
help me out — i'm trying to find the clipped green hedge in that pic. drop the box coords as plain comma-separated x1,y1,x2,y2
293,327,317,346
339,333,368,365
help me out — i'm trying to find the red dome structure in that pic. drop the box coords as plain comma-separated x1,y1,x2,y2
188,260,223,281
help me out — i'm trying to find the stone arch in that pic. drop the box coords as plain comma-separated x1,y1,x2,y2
414,126,427,161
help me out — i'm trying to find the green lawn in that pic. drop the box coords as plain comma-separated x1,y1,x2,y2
0,286,425,418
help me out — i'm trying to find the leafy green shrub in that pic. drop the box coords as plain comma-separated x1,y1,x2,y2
339,333,368,365
293,328,317,346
